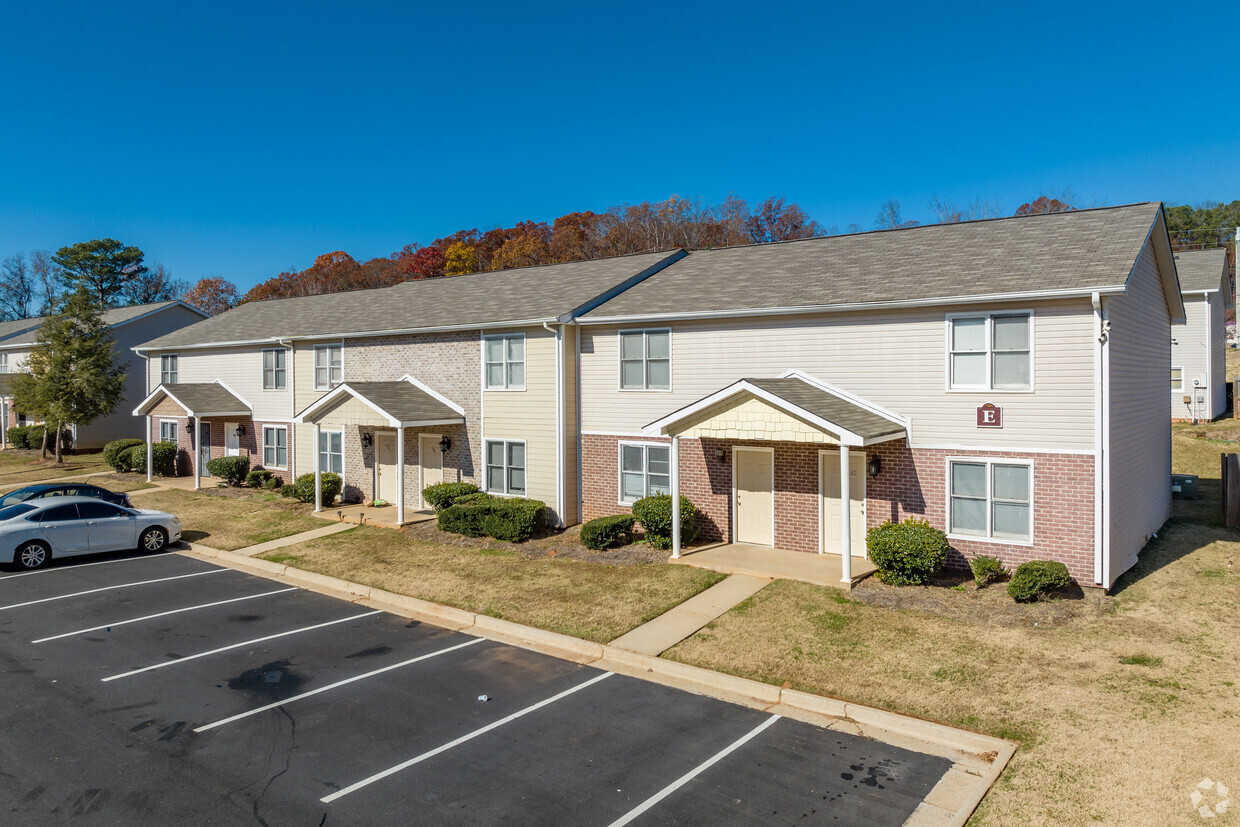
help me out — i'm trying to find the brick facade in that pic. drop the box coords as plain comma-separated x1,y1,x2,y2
582,433,1096,583
146,415,293,485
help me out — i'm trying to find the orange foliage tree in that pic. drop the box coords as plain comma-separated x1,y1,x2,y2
182,277,240,315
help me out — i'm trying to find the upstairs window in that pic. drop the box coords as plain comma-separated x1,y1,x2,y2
263,349,287,390
948,314,1031,390
484,334,525,390
314,345,342,390
620,330,670,390
160,354,178,385
0,353,7,373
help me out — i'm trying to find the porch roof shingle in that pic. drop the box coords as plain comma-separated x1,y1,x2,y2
742,378,907,442
135,382,251,417
295,378,465,427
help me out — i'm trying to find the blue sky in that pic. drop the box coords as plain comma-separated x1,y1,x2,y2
0,1,1235,291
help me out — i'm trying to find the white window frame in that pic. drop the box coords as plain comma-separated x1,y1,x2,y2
0,353,7,373
617,441,672,505
944,312,1034,392
484,439,526,496
618,328,672,391
1171,366,1184,394
262,348,287,390
482,333,526,391
945,456,1034,546
313,344,343,390
158,419,178,443
160,354,179,385
318,429,344,477
262,425,289,469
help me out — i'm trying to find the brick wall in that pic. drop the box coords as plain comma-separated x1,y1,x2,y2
333,423,469,506
145,416,294,485
582,434,1096,583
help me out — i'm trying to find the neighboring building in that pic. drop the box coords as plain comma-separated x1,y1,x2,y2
0,301,208,450
575,202,1183,590
1170,249,1232,421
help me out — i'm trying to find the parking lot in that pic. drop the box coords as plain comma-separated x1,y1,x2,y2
0,550,952,825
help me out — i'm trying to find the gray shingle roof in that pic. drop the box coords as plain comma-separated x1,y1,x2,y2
138,251,684,350
137,383,250,417
299,381,464,425
582,203,1165,319
744,378,907,441
0,301,187,348
1174,249,1229,293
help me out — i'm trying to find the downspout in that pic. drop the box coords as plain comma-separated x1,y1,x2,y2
544,322,565,527
575,323,583,523
1092,292,1107,588
282,338,295,477
1205,300,1213,419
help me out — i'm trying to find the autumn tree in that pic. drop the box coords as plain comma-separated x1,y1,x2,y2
1013,194,1078,216
123,262,187,305
874,200,921,230
0,254,36,320
746,197,823,243
928,195,1004,223
491,232,550,271
444,242,480,275
183,277,241,315
393,243,446,279
53,238,147,306
550,212,605,262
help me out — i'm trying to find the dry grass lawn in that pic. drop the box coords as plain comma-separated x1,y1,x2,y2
260,525,726,643
78,473,157,493
0,449,110,487
139,488,326,551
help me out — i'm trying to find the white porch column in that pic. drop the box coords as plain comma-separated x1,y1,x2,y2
192,416,201,490
313,422,322,513
840,444,852,584
396,427,406,525
145,415,153,482
2,401,8,449
670,435,681,559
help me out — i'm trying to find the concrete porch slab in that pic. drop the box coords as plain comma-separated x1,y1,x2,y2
671,542,877,589
312,502,436,529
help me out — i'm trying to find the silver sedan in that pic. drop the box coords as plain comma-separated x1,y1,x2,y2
0,496,182,571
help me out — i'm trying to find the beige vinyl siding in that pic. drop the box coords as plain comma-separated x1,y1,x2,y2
144,345,293,423
1170,297,1211,420
580,298,1096,451
1106,241,1172,584
1210,290,1227,417
562,325,579,524
483,326,560,517
1,349,30,373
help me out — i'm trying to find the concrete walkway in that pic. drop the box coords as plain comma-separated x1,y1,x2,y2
234,522,356,557
672,542,878,589
609,573,772,656
312,502,436,529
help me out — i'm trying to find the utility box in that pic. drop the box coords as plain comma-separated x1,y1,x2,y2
1172,474,1198,499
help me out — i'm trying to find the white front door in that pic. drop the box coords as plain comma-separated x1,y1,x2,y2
733,447,774,546
225,423,240,457
375,433,398,503
418,434,443,509
821,451,867,557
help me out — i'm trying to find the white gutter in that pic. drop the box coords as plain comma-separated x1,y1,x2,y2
544,321,565,527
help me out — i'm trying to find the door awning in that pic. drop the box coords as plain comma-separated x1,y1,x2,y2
133,381,252,418
294,375,465,428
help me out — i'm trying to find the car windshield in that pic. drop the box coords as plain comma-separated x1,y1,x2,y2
0,503,37,521
0,490,35,507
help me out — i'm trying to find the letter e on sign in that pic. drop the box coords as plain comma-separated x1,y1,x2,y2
977,403,1002,428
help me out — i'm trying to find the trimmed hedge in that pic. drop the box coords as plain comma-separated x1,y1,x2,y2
117,445,142,473
246,469,275,488
127,441,178,477
970,554,1006,588
104,439,145,472
293,472,342,505
262,476,281,490
7,425,34,449
866,518,949,586
422,482,482,511
280,483,297,499
206,455,251,487
580,514,636,550
631,494,698,550
438,495,547,542
1007,560,1071,602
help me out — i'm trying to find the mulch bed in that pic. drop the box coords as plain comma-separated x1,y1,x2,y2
399,519,673,566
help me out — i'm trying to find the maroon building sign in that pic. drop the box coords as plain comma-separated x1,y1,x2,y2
976,403,1002,428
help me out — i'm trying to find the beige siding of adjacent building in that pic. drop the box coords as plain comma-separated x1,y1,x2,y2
1171,297,1212,421
1106,241,1173,584
562,325,579,524
579,298,1097,452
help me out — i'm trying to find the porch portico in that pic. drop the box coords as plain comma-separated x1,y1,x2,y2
643,370,908,584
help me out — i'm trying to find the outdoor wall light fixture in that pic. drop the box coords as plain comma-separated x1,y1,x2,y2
439,436,451,453
361,431,373,448
185,420,194,433
868,455,882,478
715,447,727,463
234,424,245,438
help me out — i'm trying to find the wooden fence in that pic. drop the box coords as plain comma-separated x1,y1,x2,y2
1222,453,1240,527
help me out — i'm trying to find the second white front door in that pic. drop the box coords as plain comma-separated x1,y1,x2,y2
225,423,240,457
418,434,443,509
733,447,774,546
375,433,399,504
821,451,867,557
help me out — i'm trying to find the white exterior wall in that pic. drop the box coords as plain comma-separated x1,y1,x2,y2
579,298,1097,453
145,345,295,424
1171,297,1214,420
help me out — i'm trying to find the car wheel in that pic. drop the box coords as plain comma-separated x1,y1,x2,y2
15,542,50,571
139,527,168,553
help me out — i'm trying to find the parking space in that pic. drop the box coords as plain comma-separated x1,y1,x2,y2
0,552,952,825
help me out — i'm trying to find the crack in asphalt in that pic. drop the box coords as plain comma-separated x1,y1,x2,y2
250,706,297,827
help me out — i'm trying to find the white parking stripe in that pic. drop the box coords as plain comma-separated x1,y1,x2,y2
0,552,177,580
195,637,486,732
321,671,614,804
606,714,781,827
32,587,300,643
0,569,225,611
101,610,382,682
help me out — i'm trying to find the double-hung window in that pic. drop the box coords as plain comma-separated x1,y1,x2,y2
619,329,670,390
948,314,1031,390
0,353,7,373
620,443,671,503
314,345,342,389
263,349,287,390
949,459,1032,542
159,420,178,443
484,334,525,390
318,430,343,474
1171,367,1184,393
160,354,178,385
262,426,288,469
485,440,525,495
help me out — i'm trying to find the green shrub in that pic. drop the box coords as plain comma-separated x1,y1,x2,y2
422,482,482,511
6,426,32,449
280,483,297,498
970,554,1006,588
262,476,281,490
866,518,949,586
128,444,175,476
245,468,275,488
631,494,698,550
454,492,490,505
293,472,342,505
438,496,548,542
1006,560,1072,602
580,515,636,550
117,445,143,473
104,438,145,471
206,455,251,486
